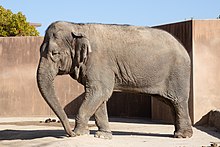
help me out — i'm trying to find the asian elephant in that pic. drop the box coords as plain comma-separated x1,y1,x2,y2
36,21,192,139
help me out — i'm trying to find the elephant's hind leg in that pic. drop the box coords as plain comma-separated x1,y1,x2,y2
169,62,192,138
94,102,112,139
172,100,193,138
154,95,192,138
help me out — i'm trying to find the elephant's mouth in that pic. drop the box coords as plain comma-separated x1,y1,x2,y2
57,69,66,75
69,66,83,82
57,56,74,75
57,61,73,75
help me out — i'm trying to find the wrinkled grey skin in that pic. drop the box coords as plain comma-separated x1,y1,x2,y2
37,21,192,139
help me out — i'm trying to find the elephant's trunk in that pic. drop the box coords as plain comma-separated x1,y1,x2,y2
37,57,73,137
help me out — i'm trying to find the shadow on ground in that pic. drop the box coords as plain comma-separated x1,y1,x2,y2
0,129,66,140
91,130,173,138
194,111,220,139
195,126,220,139
0,129,173,140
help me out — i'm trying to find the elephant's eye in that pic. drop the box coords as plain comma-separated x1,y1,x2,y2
53,33,58,39
52,50,59,56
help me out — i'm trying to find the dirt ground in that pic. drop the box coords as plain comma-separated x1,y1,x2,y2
0,117,219,147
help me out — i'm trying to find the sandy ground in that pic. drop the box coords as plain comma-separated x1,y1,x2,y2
0,117,219,147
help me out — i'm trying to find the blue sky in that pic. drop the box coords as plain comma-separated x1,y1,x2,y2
1,1,219,36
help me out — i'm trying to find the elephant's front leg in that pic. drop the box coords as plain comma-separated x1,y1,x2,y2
94,102,112,139
73,81,113,136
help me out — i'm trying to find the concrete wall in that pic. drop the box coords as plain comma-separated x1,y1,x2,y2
0,37,48,116
0,37,86,117
193,20,220,123
0,36,151,118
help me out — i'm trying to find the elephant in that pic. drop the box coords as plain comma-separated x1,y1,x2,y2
37,21,193,139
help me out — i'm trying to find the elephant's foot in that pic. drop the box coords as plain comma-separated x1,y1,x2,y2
174,128,193,138
67,131,75,137
73,127,90,136
94,131,112,139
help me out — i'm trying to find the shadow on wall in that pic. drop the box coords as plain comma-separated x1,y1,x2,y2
64,92,152,119
64,93,85,118
107,92,151,118
195,109,220,129
195,109,220,139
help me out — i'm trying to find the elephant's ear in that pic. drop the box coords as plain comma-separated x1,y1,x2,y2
75,37,91,65
71,32,84,38
72,33,91,66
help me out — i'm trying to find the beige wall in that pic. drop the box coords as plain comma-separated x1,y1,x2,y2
193,20,220,123
0,37,47,116
0,37,85,117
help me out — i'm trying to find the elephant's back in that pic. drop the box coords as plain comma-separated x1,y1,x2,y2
86,24,188,56
74,23,190,65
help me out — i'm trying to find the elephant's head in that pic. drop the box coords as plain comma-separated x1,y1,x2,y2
36,21,91,137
